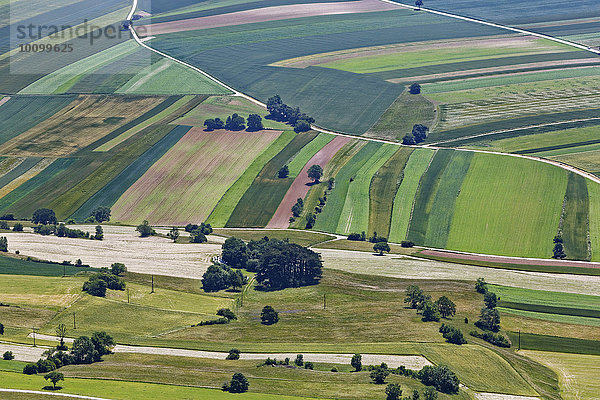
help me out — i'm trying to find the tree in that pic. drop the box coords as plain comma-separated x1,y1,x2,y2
421,300,440,322
93,225,104,240
278,165,289,178
91,331,115,361
71,336,97,364
305,213,316,229
385,384,402,400
13,223,23,232
228,372,249,393
404,285,425,309
402,135,416,145
44,371,64,389
475,277,487,294
439,324,466,345
225,114,245,131
0,322,4,335
412,124,429,143
32,208,57,225
475,307,501,332
294,119,311,133
370,365,390,384
484,291,498,309
436,296,456,318
419,365,459,394
56,324,68,350
267,95,285,120
82,277,107,297
190,230,207,243
3,351,13,360
90,206,111,223
204,118,225,131
110,263,127,276
0,237,7,252
217,308,237,320
553,242,566,259
202,264,231,292
373,241,390,255
226,348,240,360
136,220,155,237
167,227,179,242
411,390,420,400
351,353,362,371
294,354,304,366
307,165,323,183
409,83,421,94
228,269,245,291
23,363,38,375
423,387,438,400
261,305,279,325
222,237,248,268
247,114,264,131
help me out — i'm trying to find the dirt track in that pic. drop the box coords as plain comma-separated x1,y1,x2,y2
267,136,351,228
142,0,398,35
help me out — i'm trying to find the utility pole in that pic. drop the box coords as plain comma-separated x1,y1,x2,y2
323,294,326,310
518,330,521,351
63,265,66,278
127,288,130,303
151,275,155,293
73,312,76,329
32,328,37,347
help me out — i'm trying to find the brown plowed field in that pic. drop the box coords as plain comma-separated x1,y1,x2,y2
141,0,399,36
420,249,600,269
267,135,350,228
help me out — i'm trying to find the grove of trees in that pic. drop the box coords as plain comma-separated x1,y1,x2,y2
266,95,314,132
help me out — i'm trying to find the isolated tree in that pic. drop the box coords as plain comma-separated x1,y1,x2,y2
370,365,390,384
225,114,246,131
373,241,391,255
247,114,264,131
261,305,279,325
484,291,498,309
56,324,68,350
94,225,104,240
0,322,3,335
91,206,111,223
0,237,7,252
475,277,487,294
475,307,501,332
307,165,323,183
385,384,402,400
136,220,155,237
202,264,230,292
404,285,425,309
409,82,421,94
44,371,64,389
278,165,289,178
229,372,249,393
553,242,566,259
402,135,416,145
421,300,440,322
110,263,127,276
351,353,362,371
412,124,428,143
436,296,456,318
305,213,316,229
32,208,57,225
3,351,13,360
294,119,311,133
167,227,179,242
226,348,241,360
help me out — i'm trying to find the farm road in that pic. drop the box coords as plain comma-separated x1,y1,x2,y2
0,389,110,400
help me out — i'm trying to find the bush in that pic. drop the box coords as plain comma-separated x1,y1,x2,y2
228,372,249,393
294,119,311,133
418,365,459,394
469,331,511,348
3,351,14,360
385,383,402,400
402,135,416,145
90,206,111,223
278,165,289,178
261,305,279,325
351,353,362,371
190,230,207,243
0,237,7,252
34,224,55,235
475,307,501,332
331,367,338,372
226,349,241,360
304,362,314,370
23,363,38,375
400,240,414,248
439,324,466,345
217,308,237,320
136,220,155,237
82,277,107,297
475,277,487,294
294,354,303,366
347,232,366,241
194,318,229,327
0,221,9,230
12,223,23,232
110,263,127,276
409,83,421,94
370,364,390,384
36,359,56,373
0,214,15,220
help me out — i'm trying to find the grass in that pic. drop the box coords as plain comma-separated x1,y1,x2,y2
588,180,600,261
0,158,42,189
490,284,600,311
406,149,454,245
499,308,600,327
313,142,382,233
423,151,473,248
212,228,335,247
507,332,600,355
225,132,318,227
286,133,334,178
522,351,600,400
0,360,27,373
0,255,99,277
336,144,398,234
368,147,413,237
207,131,296,227
550,149,600,176
560,172,590,260
366,92,437,141
112,129,282,225
446,153,568,258
388,148,436,243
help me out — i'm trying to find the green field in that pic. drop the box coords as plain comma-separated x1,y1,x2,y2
560,173,590,260
446,153,568,258
336,144,398,234
500,307,600,327
368,147,413,237
388,148,436,243
406,149,455,245
207,131,296,227
225,132,318,227
588,180,600,261
286,133,334,178
313,142,382,233
213,228,335,247
507,333,600,356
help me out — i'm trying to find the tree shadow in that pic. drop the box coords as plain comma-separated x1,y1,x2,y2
42,386,63,391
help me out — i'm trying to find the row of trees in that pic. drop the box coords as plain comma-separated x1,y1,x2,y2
473,278,509,346
32,206,110,225
266,95,313,133
204,113,264,132
404,285,457,322
402,124,429,145
221,237,323,290
82,264,127,297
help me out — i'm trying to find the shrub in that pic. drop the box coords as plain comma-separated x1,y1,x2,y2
294,354,304,366
331,367,338,372
475,307,501,332
0,237,7,252
190,231,207,243
351,353,362,371
475,277,487,294
82,277,107,297
3,351,14,360
278,165,289,178
23,363,38,375
385,383,402,400
228,372,249,393
261,305,279,325
0,221,8,230
424,387,438,400
194,318,229,327
469,331,510,348
418,365,459,394
12,223,23,232
226,349,241,360
409,83,421,94
90,207,111,223
347,232,366,241
136,220,155,237
36,359,56,373
294,119,311,133
439,324,466,345
110,263,127,276
370,364,390,384
32,208,57,225
304,362,314,370
400,240,414,248
217,308,237,320
0,214,15,220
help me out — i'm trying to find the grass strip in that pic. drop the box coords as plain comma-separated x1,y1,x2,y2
560,172,590,261
0,254,99,276
286,133,334,177
0,157,41,188
499,301,600,319
507,332,600,355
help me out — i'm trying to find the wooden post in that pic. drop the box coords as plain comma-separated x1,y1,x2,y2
151,275,155,293
323,294,326,310
127,288,130,303
518,330,521,350
63,265,66,277
32,328,36,347
73,312,76,329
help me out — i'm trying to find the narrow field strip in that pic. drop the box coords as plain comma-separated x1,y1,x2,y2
367,147,413,237
560,173,590,260
0,158,54,199
207,131,296,227
313,142,383,233
267,135,350,228
388,148,436,243
587,180,600,261
424,151,473,248
0,157,25,180
406,149,455,245
286,133,334,178
95,95,194,152
0,157,42,190
70,125,193,221
336,144,398,234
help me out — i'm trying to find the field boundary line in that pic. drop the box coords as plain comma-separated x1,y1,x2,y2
379,0,600,56
0,388,111,400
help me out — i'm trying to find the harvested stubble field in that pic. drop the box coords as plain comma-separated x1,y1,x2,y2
1,225,221,278
112,128,281,225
